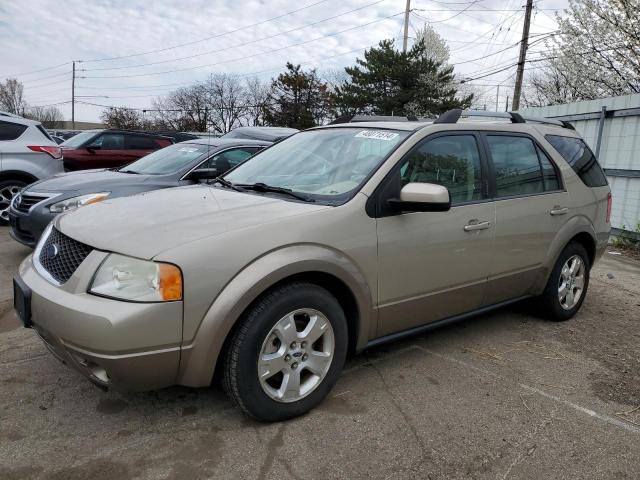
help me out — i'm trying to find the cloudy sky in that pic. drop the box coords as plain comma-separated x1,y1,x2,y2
0,0,568,123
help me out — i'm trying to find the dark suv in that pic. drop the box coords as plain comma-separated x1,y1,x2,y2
60,129,173,170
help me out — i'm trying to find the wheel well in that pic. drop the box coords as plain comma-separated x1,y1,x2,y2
212,271,361,386
568,232,596,266
0,171,37,185
279,272,360,355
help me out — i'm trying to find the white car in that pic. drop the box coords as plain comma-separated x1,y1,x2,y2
0,112,64,224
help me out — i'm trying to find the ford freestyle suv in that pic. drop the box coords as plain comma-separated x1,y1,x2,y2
0,112,64,224
14,110,611,422
60,129,173,170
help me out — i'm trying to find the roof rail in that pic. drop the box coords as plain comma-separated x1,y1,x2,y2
330,114,420,124
433,109,574,129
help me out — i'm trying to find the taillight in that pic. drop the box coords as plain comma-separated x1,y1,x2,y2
28,145,63,160
606,192,612,223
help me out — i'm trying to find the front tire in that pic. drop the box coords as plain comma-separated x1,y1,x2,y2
222,282,348,422
538,242,590,321
0,179,27,225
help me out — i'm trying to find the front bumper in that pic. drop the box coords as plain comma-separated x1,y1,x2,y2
9,203,56,248
17,252,183,391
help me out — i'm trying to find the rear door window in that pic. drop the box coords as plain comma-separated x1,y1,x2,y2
0,121,28,141
486,135,545,197
545,135,608,187
127,135,160,149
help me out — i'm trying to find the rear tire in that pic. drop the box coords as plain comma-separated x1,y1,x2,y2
0,179,27,225
222,282,348,422
537,242,590,321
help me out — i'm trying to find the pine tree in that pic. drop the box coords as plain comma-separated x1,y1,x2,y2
335,39,472,118
264,63,334,129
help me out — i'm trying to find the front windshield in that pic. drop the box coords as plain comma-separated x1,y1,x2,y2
224,128,409,203
60,130,99,148
120,143,211,175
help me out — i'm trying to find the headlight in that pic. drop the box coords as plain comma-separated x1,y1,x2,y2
90,254,182,302
49,192,109,213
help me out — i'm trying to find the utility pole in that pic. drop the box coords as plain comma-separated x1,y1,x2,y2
402,0,411,53
512,0,533,111
495,85,500,112
505,95,510,112
71,61,76,129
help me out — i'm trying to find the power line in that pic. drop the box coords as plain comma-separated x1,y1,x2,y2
81,0,387,73
80,0,334,63
3,62,70,78
82,11,405,79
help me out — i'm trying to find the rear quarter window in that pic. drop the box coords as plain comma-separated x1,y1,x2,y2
36,125,54,142
0,121,28,141
545,135,608,187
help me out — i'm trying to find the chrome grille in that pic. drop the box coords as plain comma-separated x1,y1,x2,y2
38,228,93,284
13,193,49,213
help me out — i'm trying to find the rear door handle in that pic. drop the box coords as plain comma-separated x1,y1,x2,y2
464,221,491,232
550,207,569,216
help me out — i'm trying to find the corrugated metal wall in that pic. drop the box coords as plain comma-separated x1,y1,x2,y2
520,94,640,234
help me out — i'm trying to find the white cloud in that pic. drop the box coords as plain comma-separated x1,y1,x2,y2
0,0,568,122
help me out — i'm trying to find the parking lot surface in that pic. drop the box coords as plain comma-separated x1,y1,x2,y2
1,226,639,480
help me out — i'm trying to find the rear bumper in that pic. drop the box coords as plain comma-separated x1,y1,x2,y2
17,253,183,391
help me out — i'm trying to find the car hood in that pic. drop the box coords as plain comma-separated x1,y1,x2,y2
55,185,329,259
28,169,154,193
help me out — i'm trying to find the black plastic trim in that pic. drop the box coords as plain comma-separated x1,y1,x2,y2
365,295,530,349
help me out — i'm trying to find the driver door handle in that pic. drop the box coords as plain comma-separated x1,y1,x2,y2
464,220,491,232
550,206,569,216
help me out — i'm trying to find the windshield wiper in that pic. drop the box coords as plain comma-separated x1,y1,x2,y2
238,182,315,202
213,177,246,192
119,169,140,174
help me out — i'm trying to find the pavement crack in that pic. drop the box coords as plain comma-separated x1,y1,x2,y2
366,353,430,474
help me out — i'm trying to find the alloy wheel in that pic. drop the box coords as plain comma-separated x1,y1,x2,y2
558,254,586,310
0,184,22,222
258,308,335,403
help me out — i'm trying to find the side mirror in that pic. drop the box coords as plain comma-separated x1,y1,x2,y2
187,168,219,181
86,145,101,153
388,183,451,212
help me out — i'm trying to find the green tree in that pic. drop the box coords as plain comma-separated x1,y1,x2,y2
335,39,472,117
264,63,334,129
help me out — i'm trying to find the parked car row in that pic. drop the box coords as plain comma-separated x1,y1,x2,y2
1,118,297,226
10,110,611,422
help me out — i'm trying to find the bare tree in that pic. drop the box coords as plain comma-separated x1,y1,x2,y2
25,106,64,128
151,84,209,131
0,78,26,114
100,107,146,129
204,74,249,133
243,76,270,126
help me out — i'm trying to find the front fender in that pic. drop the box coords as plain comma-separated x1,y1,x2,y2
177,244,374,387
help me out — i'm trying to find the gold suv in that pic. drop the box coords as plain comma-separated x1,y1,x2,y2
14,110,611,421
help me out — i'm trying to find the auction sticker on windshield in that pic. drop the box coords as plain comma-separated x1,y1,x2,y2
355,130,400,141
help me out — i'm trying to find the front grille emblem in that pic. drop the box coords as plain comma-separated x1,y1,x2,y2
44,243,59,260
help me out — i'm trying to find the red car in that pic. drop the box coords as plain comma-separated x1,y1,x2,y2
60,129,173,170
